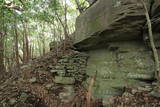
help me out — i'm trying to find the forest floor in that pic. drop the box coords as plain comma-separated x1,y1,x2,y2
112,86,160,107
0,40,160,107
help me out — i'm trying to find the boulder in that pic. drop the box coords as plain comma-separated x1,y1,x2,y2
74,0,152,50
9,98,17,106
54,76,75,84
150,86,160,98
59,86,75,103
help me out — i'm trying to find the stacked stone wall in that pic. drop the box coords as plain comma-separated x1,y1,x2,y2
49,52,89,102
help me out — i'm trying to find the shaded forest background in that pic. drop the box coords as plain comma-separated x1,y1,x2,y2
0,0,89,73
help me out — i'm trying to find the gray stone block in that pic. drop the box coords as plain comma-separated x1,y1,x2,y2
54,76,75,84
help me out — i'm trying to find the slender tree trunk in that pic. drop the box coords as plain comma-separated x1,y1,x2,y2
37,38,42,56
31,43,34,58
41,24,46,55
42,40,46,55
4,26,9,72
55,1,69,52
30,44,32,59
19,54,23,63
25,22,30,61
64,0,69,39
14,14,20,68
141,0,160,81
22,20,30,62
0,32,5,73
55,11,69,39
22,31,26,63
0,8,5,73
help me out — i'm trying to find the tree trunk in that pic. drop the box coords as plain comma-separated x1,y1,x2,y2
55,1,69,52
22,20,30,62
64,0,69,39
141,0,160,81
37,38,42,56
31,43,35,58
0,32,5,73
0,8,5,73
14,14,20,68
22,31,26,63
42,39,46,56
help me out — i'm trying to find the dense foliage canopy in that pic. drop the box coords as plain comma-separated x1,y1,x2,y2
0,0,89,72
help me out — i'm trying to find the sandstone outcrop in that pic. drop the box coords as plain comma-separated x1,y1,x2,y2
73,0,160,105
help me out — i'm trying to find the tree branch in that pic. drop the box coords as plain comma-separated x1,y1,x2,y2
4,1,24,11
141,0,160,81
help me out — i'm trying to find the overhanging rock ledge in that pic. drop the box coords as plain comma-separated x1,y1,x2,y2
73,0,160,105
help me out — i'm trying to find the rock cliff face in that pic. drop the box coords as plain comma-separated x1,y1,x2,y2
74,0,160,50
73,0,160,105
85,41,155,104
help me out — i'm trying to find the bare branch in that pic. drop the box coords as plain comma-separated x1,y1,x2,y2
4,1,24,11
141,0,160,81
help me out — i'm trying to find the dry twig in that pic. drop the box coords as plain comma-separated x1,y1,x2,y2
86,71,97,107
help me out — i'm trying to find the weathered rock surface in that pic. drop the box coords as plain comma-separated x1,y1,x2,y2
72,0,160,104
74,0,148,49
74,0,160,50
85,41,156,102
